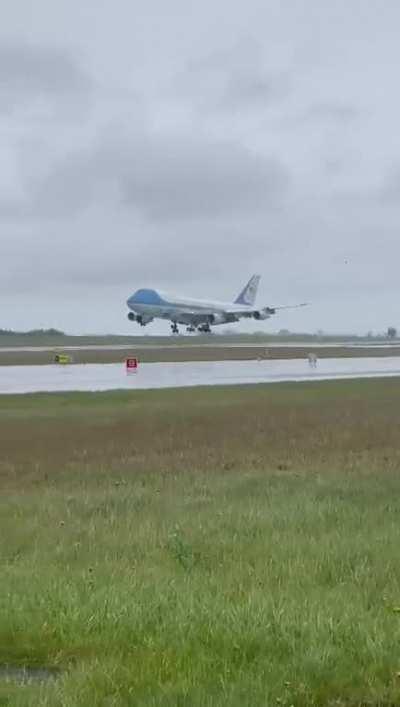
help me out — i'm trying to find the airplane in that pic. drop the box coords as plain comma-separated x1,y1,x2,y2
126,275,307,334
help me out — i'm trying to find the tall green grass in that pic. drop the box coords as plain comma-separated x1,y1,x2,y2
1,381,400,705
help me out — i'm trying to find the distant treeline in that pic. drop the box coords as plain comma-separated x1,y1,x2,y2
0,329,65,336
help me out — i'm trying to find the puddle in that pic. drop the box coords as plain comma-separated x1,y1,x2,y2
0,666,60,684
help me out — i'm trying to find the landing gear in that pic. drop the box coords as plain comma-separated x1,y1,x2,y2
171,322,179,334
186,325,196,333
197,323,211,334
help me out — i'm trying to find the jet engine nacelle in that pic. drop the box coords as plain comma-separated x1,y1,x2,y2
127,312,154,326
253,308,274,321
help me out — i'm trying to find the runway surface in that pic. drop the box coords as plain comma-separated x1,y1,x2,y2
1,357,400,394
1,342,400,353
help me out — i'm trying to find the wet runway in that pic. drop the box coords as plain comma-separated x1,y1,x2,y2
1,357,400,394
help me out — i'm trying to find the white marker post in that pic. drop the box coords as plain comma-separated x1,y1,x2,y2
308,353,318,369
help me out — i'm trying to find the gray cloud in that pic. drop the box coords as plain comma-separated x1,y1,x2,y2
118,135,289,220
0,42,92,112
218,73,289,111
178,40,290,114
1,131,289,223
1,0,400,334
303,102,360,125
378,168,400,203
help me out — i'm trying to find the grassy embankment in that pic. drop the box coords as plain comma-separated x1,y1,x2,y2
0,333,392,348
2,346,400,366
1,331,399,365
1,380,400,705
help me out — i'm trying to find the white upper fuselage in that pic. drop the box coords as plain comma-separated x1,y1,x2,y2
126,287,264,327
129,292,253,314
125,275,308,332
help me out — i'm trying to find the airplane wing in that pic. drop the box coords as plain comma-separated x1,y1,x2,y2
265,302,309,312
161,303,309,326
225,302,309,317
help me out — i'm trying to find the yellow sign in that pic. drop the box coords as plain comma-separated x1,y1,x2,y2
54,353,72,365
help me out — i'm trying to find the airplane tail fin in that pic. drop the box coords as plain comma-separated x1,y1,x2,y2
234,274,261,306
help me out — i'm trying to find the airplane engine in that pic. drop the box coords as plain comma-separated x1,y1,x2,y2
127,312,153,326
253,308,275,320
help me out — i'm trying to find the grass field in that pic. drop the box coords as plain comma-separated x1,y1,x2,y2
1,345,400,366
0,333,394,348
1,380,400,705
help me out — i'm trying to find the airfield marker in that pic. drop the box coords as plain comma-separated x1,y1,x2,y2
54,353,72,365
308,353,318,369
126,357,138,374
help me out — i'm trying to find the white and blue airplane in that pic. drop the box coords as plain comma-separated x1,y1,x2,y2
127,275,307,334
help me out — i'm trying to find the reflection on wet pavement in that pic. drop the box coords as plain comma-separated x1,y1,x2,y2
1,357,400,395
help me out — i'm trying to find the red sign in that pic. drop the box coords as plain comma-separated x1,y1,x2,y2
126,357,138,372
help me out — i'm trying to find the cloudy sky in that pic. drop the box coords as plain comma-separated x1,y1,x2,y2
1,0,399,334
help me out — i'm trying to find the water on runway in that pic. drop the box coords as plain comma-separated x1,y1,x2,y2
1,357,400,394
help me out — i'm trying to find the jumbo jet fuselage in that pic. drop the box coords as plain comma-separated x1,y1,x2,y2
126,275,307,334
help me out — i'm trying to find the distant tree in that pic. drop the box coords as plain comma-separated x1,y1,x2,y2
387,327,397,339
0,328,65,336
28,328,65,336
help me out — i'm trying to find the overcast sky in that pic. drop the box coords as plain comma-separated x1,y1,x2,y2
1,0,399,334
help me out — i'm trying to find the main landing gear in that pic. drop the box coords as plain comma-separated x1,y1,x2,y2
171,322,212,335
